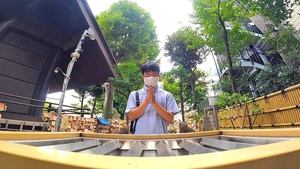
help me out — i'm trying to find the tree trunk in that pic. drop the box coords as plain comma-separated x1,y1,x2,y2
179,81,185,122
190,73,197,110
91,97,97,118
217,0,237,93
103,82,114,119
80,93,85,117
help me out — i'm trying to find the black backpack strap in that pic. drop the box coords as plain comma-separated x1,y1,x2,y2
130,91,140,134
135,91,140,106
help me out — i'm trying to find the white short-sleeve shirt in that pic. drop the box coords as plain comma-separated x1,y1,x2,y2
125,86,179,134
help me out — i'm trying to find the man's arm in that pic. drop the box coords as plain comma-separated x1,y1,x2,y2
152,102,174,123
127,99,148,121
148,86,174,123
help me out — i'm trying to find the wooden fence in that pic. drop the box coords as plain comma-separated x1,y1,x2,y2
218,83,300,129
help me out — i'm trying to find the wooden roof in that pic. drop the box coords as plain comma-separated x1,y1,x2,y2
0,0,116,120
0,0,117,92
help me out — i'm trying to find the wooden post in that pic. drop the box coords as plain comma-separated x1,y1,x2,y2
245,103,253,129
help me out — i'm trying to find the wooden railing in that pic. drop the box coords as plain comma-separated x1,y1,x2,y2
218,83,300,129
0,91,90,115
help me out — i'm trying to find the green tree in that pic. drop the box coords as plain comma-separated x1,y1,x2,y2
96,0,159,118
218,73,253,95
165,27,207,110
252,1,300,92
241,0,300,71
94,95,105,116
242,0,299,26
109,62,144,119
181,69,207,114
161,66,187,122
256,64,300,94
86,85,104,118
264,25,300,72
96,0,159,62
193,0,256,93
216,92,251,109
161,66,207,121
72,87,89,117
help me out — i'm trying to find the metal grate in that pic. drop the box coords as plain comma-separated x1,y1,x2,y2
13,135,292,157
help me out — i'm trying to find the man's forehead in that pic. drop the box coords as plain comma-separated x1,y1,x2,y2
144,71,159,75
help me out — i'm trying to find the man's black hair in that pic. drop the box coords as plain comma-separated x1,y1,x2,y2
141,62,160,75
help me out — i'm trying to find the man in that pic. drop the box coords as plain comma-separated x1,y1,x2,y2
125,62,179,134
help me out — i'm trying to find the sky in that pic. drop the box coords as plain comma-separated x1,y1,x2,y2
46,0,219,105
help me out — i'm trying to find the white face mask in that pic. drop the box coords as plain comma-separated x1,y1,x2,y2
144,76,159,87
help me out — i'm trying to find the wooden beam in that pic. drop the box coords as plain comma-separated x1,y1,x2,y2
93,140,122,155
13,138,83,146
156,141,176,156
40,140,99,152
0,131,80,140
121,141,145,157
220,135,291,145
221,128,300,137
179,139,216,154
200,137,256,150
82,130,221,140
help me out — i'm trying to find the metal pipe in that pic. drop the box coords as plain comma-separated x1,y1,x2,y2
55,28,95,132
54,52,80,132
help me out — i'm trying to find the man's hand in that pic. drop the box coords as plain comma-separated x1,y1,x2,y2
146,86,174,123
147,86,156,103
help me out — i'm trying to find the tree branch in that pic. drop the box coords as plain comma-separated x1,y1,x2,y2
217,0,237,93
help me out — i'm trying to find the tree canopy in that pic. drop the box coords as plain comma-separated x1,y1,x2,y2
242,0,299,26
165,27,206,70
96,0,159,63
164,27,207,117
193,0,256,57
193,0,257,93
